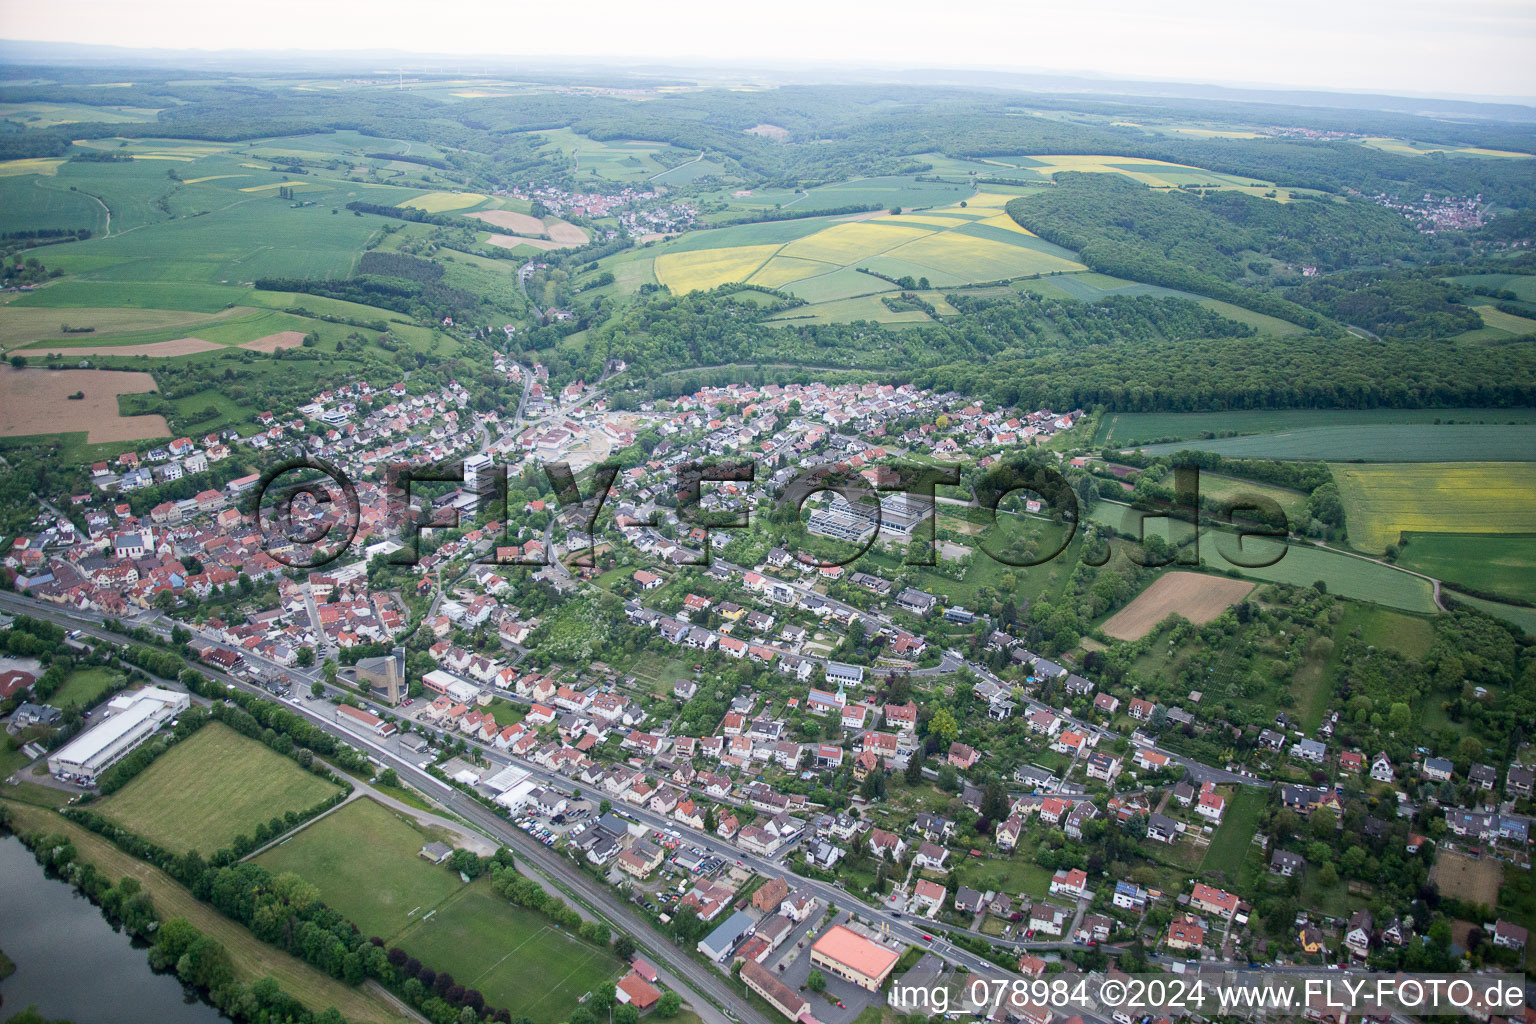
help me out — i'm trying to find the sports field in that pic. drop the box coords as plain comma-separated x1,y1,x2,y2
396,879,618,1024
1101,571,1254,640
255,795,464,940
1397,532,1536,603
98,721,343,855
650,193,1084,294
1331,462,1536,553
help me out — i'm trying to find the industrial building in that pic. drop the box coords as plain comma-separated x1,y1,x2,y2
422,669,480,704
808,924,900,991
48,686,190,784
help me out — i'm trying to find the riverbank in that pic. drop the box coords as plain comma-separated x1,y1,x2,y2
1,797,415,1024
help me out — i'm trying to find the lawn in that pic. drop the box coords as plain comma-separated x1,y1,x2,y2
98,721,343,855
396,878,618,1024
1331,462,1536,553
48,667,121,710
1396,532,1536,604
255,796,464,941
955,853,1054,900
1200,787,1266,880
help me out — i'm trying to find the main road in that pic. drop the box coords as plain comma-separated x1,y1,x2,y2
0,591,763,1024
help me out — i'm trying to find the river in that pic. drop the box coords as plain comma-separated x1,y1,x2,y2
0,834,224,1024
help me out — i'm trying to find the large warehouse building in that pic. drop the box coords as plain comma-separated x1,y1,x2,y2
48,686,190,784
808,924,901,991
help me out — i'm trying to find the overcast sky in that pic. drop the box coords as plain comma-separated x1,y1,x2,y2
5,0,1536,100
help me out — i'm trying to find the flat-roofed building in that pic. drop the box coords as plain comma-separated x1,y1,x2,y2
48,686,190,783
809,924,900,991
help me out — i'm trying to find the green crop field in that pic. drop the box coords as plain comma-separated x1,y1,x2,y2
1090,502,1439,612
1203,537,1437,612
0,174,108,234
48,667,121,710
1096,408,1536,448
255,796,464,941
1397,532,1536,603
396,879,618,1023
99,721,344,855
1126,424,1536,461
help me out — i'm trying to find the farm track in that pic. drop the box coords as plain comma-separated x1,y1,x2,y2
1309,539,1447,610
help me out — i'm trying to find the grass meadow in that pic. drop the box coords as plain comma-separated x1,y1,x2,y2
99,721,343,855
49,667,121,710
1200,788,1268,880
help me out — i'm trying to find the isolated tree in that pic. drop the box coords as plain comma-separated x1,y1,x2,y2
807,970,826,992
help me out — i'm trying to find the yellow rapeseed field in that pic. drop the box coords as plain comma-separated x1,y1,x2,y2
0,158,65,176
746,256,836,288
654,244,782,292
779,222,935,263
978,213,1037,235
883,232,1086,280
1332,462,1536,553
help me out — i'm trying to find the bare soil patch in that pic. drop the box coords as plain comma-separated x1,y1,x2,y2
745,124,789,141
1102,571,1255,640
466,209,548,235
28,337,222,357
1430,852,1501,907
484,234,565,251
544,220,588,245
0,364,169,442
239,330,306,352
